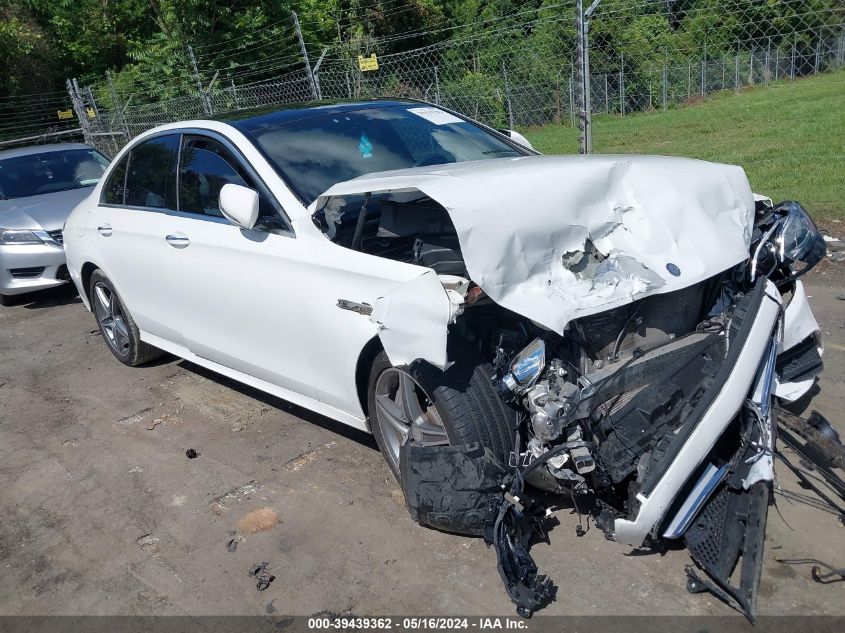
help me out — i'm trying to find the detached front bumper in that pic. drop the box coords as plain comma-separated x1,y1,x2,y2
0,241,69,296
613,279,782,547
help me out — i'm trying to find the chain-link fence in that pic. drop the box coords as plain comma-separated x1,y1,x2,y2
7,1,843,167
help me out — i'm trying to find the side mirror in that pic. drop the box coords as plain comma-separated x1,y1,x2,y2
499,129,535,151
219,183,259,230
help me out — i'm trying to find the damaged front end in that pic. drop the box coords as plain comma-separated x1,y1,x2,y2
313,157,830,619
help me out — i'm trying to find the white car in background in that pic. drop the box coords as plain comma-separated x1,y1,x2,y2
0,143,109,305
63,100,827,618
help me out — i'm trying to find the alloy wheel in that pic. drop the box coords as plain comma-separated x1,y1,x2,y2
92,281,130,358
373,367,449,472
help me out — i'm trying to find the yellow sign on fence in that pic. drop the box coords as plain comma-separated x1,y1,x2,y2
57,109,74,120
358,54,379,72
86,107,96,119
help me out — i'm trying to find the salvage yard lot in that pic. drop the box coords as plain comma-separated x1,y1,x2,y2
0,262,843,617
525,71,845,221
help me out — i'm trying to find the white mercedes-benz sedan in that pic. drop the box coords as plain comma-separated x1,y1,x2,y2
64,99,828,617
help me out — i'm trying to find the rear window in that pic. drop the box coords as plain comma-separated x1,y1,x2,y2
0,148,109,199
124,135,178,209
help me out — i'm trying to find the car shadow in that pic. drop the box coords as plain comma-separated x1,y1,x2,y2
19,284,82,309
176,359,379,451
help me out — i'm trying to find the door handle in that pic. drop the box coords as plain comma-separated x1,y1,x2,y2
165,233,190,248
97,224,112,237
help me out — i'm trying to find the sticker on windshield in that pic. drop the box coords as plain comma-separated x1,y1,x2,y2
358,133,373,159
407,107,463,125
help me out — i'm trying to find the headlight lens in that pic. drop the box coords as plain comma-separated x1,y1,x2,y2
0,229,44,245
751,201,826,284
776,201,826,271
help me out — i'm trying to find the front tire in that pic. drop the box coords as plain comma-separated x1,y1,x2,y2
89,270,162,366
367,351,516,480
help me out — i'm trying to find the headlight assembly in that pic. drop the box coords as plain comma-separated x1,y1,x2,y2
776,201,826,274
751,201,826,285
0,229,45,245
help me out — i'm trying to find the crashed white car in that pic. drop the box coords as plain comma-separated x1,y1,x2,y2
64,100,827,617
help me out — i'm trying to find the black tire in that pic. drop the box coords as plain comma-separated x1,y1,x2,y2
88,269,163,366
367,350,516,480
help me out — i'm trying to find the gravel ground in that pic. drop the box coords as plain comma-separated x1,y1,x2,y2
0,263,843,617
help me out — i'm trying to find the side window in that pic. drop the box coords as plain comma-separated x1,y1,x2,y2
178,136,278,222
102,155,128,205
178,137,248,217
125,134,178,209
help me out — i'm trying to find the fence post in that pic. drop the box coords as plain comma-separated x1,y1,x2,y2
765,39,770,86
502,60,514,130
662,57,667,111
734,50,740,93
749,48,754,85
186,45,211,116
839,32,845,68
568,75,574,127
230,79,241,110
292,11,318,101
106,70,131,141
66,79,93,145
774,47,779,80
686,59,691,99
700,44,706,97
84,86,101,121
575,0,586,153
790,42,796,80
814,32,821,74
619,52,625,115
434,66,441,105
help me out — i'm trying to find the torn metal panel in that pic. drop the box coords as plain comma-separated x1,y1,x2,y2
369,268,462,370
316,155,755,335
775,280,823,401
612,280,781,547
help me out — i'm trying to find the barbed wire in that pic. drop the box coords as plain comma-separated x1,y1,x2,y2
2,0,842,200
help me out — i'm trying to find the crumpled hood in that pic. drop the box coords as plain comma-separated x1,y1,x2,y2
0,186,93,231
317,155,755,334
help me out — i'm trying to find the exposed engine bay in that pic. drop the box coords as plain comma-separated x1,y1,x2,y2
314,161,839,620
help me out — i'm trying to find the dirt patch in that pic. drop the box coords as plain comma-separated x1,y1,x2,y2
236,507,280,534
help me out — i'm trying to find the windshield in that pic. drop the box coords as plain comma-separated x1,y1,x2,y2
238,104,528,204
0,148,109,199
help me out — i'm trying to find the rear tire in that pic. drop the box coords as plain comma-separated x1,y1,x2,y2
368,350,516,480
88,270,163,366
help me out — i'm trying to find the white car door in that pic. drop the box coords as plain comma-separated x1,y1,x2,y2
158,131,432,419
93,133,182,342
157,133,328,399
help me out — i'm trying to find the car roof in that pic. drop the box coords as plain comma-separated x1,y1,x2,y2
216,99,421,130
0,142,95,160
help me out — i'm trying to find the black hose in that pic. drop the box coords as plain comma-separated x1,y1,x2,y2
611,305,640,362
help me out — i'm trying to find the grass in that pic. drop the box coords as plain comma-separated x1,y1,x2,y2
524,71,845,220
